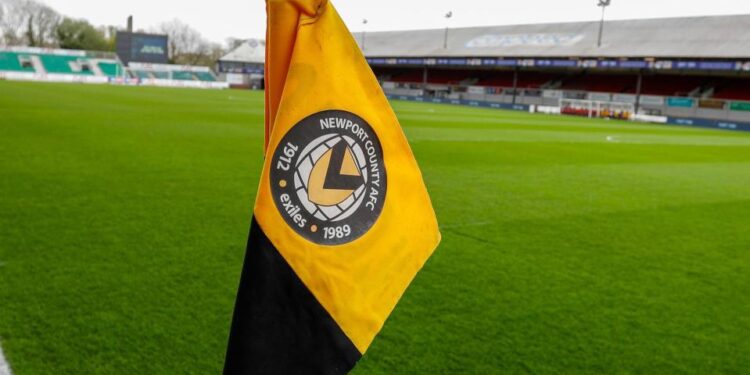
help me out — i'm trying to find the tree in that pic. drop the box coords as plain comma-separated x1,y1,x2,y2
0,0,60,47
225,37,246,52
157,19,220,66
56,17,108,51
0,0,27,45
25,0,59,46
1,0,32,45
98,24,116,52
28,1,60,46
177,41,224,67
0,3,5,45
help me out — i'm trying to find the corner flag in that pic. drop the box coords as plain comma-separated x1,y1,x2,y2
223,0,440,373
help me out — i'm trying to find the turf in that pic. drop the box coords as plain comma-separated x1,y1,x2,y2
1,80,749,374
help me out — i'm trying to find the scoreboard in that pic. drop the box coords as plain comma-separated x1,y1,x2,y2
116,32,169,65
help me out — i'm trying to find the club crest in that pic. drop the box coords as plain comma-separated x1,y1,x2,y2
270,110,387,245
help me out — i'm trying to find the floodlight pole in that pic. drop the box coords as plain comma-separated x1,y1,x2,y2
597,0,611,48
361,19,368,52
443,11,453,49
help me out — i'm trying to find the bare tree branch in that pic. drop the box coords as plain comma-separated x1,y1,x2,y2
155,19,222,66
0,0,61,47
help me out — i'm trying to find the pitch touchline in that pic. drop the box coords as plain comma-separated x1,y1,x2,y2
0,342,11,375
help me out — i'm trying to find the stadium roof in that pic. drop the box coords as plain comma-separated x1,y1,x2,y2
219,39,265,63
353,14,750,59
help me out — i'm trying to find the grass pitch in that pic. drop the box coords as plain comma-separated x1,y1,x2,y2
1,81,749,374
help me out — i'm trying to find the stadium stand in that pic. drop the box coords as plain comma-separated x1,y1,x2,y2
353,14,750,124
639,75,708,97
0,47,124,80
0,47,227,89
711,78,750,100
3,15,750,121
216,39,265,88
195,72,217,82
171,71,195,80
516,72,561,89
126,63,219,82
133,70,152,79
383,70,424,83
559,74,636,93
39,55,89,74
123,62,225,88
98,62,122,77
151,71,169,79
475,72,515,87
0,52,36,72
423,69,473,84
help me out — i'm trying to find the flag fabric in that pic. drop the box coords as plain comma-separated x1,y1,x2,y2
223,0,440,373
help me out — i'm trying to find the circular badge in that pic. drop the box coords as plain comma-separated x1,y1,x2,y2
270,110,387,245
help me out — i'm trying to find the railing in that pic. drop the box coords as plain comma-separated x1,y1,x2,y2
85,50,119,60
380,80,750,113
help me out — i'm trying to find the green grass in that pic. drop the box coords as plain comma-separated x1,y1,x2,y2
1,81,749,374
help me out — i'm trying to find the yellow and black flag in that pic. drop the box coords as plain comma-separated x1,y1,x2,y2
223,0,440,373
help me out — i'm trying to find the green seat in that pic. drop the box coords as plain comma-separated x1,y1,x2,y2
98,62,123,77
172,71,195,81
195,72,216,81
39,55,93,75
0,52,36,72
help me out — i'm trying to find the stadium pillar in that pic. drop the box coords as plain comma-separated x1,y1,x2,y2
512,68,519,105
422,67,428,97
635,70,643,113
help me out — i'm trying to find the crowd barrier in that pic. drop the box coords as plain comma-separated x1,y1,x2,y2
386,94,750,133
385,94,530,112
0,71,108,84
667,117,750,131
0,71,229,89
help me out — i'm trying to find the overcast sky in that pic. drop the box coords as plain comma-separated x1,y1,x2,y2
41,0,750,44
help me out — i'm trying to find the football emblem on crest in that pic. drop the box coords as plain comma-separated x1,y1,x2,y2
270,110,387,245
294,134,368,222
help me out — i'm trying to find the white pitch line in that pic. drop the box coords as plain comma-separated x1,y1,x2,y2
0,342,11,375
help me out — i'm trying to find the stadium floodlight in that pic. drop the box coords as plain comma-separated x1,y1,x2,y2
361,19,368,52
444,11,453,49
597,0,612,47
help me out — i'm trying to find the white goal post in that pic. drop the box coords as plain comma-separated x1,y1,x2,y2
559,98,635,120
